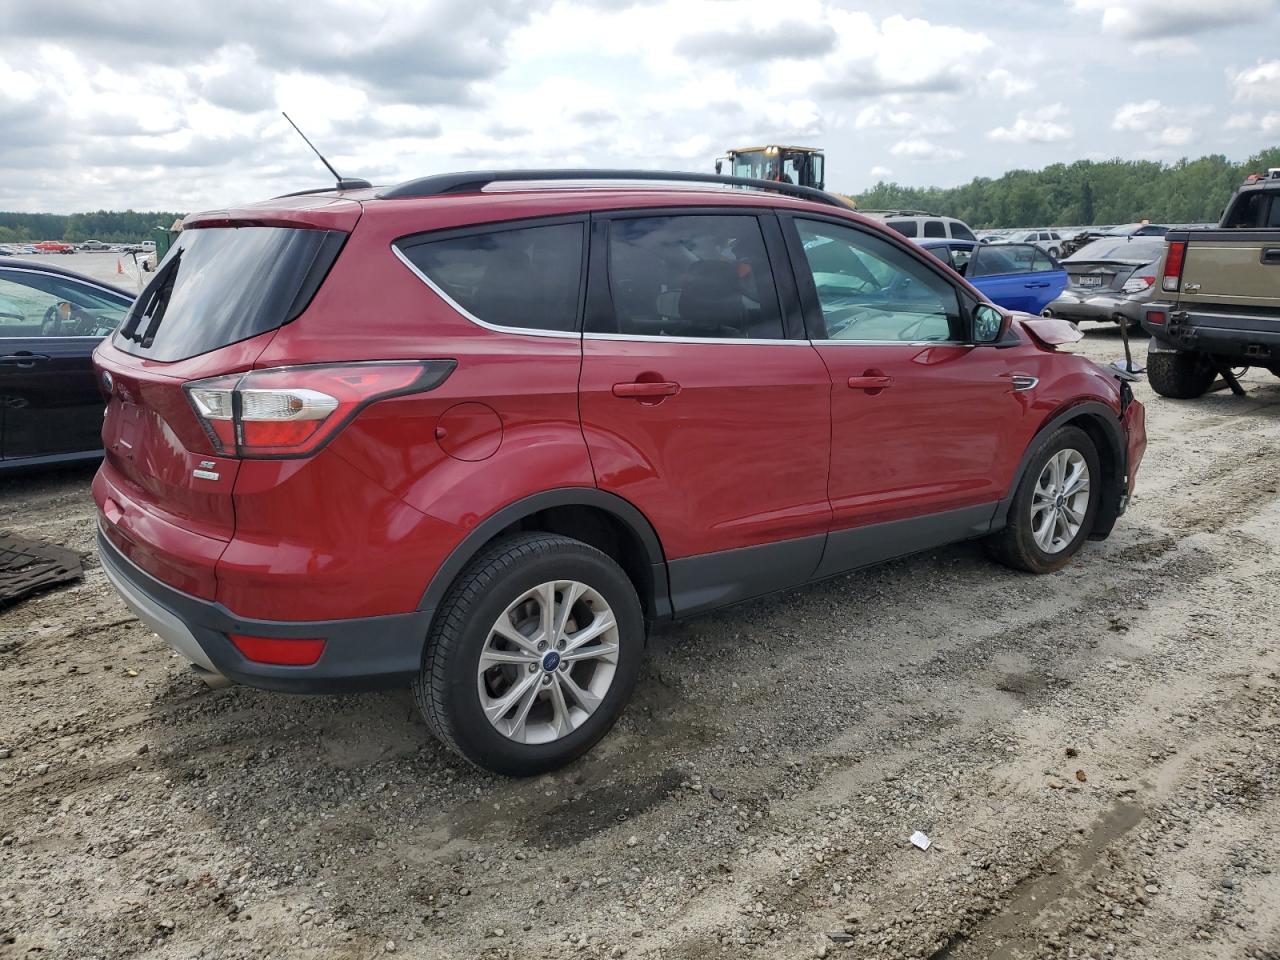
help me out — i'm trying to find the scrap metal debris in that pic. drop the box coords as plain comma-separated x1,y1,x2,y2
0,533,83,608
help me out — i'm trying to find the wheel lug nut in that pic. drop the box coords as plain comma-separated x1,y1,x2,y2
528,663,539,673
537,640,547,652
541,674,553,685
557,640,565,650
559,662,569,672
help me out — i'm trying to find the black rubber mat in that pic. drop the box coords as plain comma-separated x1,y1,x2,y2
0,533,83,608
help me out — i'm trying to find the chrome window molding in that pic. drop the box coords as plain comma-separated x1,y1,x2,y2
391,244,582,341
582,332,806,346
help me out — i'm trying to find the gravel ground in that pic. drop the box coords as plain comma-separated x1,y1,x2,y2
1,328,1278,960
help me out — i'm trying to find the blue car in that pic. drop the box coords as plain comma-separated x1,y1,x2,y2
918,239,1067,314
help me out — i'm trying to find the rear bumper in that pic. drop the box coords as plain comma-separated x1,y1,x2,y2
1142,304,1280,363
1049,291,1144,323
97,526,430,692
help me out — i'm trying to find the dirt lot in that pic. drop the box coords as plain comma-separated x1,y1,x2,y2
1,329,1278,960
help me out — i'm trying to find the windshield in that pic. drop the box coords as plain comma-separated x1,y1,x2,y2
1065,237,1166,263
115,226,345,362
730,151,776,181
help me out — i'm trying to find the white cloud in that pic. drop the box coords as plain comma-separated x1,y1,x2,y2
1227,111,1280,134
869,165,893,179
988,105,1074,144
1111,99,1204,149
889,138,963,162
1230,59,1280,102
854,104,954,134
1068,0,1277,39
982,68,1034,98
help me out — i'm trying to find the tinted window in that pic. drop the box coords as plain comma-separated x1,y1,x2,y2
971,243,1039,277
116,227,345,362
923,220,946,238
886,220,918,238
1065,237,1167,262
401,222,584,333
950,222,976,241
595,215,783,340
1032,248,1057,272
796,219,961,342
923,245,954,269
0,271,129,339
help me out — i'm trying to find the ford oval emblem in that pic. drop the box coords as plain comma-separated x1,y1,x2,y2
101,370,113,394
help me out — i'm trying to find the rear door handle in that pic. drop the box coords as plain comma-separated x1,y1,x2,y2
848,375,894,390
612,381,680,399
0,353,51,367
1023,282,1050,288
1262,248,1280,265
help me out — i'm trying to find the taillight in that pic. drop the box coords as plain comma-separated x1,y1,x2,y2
1122,275,1155,295
1161,241,1185,293
185,360,455,458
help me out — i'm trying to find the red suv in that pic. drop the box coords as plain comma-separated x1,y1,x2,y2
92,171,1146,775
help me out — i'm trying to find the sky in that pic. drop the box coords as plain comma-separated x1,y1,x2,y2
1,0,1278,213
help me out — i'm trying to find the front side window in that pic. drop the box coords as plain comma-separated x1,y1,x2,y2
400,222,584,332
0,271,129,338
795,219,961,342
594,215,784,340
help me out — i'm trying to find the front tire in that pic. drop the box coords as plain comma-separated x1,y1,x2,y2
1147,351,1215,399
413,533,644,777
987,425,1101,574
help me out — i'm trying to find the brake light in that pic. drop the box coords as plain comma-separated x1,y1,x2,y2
1122,275,1155,294
229,634,325,666
185,360,455,458
1161,241,1186,293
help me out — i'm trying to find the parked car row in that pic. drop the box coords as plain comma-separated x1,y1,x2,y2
0,240,156,256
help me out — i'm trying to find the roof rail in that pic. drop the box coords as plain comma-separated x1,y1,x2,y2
375,169,852,209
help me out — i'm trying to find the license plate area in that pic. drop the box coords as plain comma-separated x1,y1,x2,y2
1077,275,1104,288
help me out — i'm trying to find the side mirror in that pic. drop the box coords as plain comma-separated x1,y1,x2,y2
972,303,1011,344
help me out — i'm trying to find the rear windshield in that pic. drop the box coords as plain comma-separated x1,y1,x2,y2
1065,237,1165,263
115,226,345,362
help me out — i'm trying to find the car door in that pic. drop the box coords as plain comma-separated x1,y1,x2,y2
966,243,1050,313
578,209,832,615
0,268,130,461
780,214,1032,578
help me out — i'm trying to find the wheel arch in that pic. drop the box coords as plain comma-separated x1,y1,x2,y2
417,488,672,629
993,401,1127,540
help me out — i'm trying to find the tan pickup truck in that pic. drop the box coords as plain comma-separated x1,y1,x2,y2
1141,168,1280,398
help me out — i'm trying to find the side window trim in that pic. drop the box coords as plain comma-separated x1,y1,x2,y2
393,213,589,339
582,207,803,345
777,211,972,344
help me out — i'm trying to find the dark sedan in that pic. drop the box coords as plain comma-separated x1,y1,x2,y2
0,261,133,469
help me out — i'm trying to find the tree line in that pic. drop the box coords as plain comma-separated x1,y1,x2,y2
850,146,1280,229
0,209,186,245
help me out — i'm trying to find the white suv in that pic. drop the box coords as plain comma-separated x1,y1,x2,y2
860,211,978,242
1000,230,1064,258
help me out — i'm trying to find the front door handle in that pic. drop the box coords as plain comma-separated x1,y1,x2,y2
1262,248,1280,265
0,353,51,367
612,381,680,399
848,375,894,391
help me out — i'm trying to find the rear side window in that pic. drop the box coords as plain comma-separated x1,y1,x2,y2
593,215,784,340
398,222,585,332
886,220,918,238
950,222,976,242
116,227,345,362
923,220,946,238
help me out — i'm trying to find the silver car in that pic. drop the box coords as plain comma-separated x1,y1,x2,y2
1045,236,1167,330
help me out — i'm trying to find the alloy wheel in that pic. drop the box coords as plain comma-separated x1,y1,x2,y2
476,580,619,745
1031,448,1091,554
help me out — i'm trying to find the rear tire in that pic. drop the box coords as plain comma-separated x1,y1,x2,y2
987,425,1101,575
413,533,644,777
1147,351,1215,399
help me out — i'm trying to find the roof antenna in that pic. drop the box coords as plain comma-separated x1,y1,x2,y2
281,112,372,190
